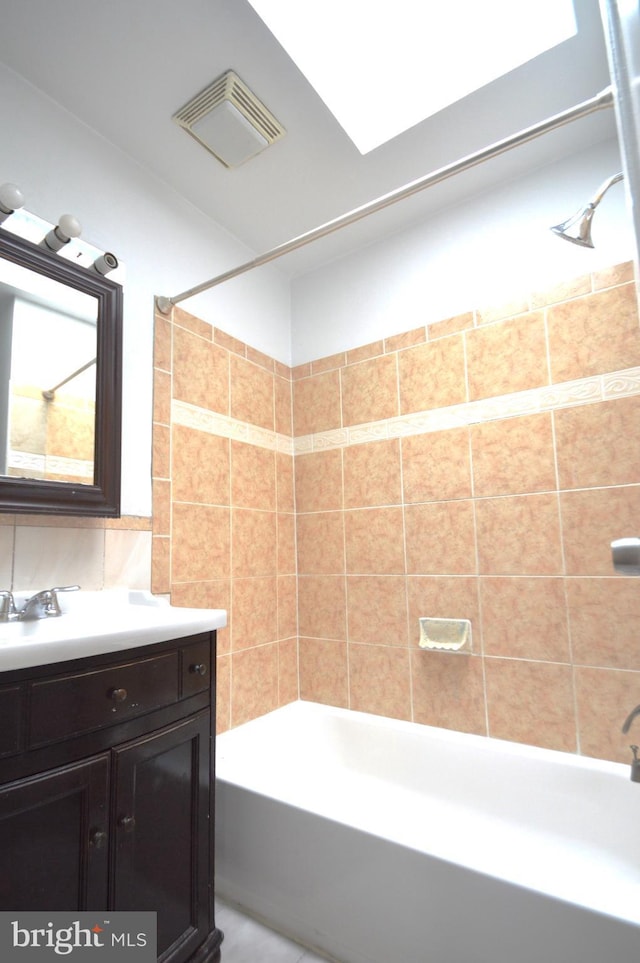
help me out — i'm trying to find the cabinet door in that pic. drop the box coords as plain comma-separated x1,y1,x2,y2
111,710,210,963
0,755,109,910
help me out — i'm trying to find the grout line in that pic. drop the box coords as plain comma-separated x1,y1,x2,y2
397,435,413,721
341,448,352,711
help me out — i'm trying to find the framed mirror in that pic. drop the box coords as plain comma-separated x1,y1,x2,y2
0,227,122,516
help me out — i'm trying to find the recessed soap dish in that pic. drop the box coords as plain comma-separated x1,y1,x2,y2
419,617,472,652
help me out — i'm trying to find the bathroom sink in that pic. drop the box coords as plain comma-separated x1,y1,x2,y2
0,589,227,672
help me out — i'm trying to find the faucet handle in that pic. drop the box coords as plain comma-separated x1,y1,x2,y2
0,590,16,622
622,703,640,734
49,584,81,616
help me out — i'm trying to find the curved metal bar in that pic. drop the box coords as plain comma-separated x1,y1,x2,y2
42,357,96,401
156,86,614,314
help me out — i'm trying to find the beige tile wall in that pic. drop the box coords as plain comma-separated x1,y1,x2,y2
152,306,298,733
153,261,640,763
293,261,640,764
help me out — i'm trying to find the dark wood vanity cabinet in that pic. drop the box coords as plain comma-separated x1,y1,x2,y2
0,752,110,909
0,632,222,963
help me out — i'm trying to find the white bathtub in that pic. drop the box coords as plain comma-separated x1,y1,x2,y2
215,701,640,963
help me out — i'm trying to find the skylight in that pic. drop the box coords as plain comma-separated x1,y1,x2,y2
247,0,578,153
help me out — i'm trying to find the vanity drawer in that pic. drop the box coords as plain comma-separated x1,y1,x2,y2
181,637,211,699
29,652,179,747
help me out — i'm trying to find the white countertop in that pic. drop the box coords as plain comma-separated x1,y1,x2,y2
0,589,227,672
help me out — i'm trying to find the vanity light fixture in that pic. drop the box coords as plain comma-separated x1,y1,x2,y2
40,213,82,252
91,251,119,276
0,182,25,224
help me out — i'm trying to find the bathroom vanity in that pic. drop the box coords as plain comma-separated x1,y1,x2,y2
0,593,226,963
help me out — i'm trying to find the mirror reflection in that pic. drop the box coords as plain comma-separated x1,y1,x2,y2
0,259,98,485
0,223,122,518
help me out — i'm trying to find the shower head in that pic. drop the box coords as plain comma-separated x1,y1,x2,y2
550,171,624,248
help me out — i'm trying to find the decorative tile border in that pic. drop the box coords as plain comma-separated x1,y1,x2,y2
46,455,94,479
173,400,295,455
7,451,45,473
173,365,640,457
7,450,94,479
293,365,640,454
603,366,640,398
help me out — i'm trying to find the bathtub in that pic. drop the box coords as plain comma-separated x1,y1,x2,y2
215,701,640,963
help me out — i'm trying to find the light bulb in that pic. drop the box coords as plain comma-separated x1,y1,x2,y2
0,182,25,221
57,214,82,239
40,213,83,252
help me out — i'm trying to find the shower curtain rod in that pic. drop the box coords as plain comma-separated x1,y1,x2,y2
156,86,614,314
42,357,96,401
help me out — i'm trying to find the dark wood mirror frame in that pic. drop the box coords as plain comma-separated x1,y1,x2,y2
0,228,122,517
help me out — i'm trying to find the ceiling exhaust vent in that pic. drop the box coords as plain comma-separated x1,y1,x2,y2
173,70,286,168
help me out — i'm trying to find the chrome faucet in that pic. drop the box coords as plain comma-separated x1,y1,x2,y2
621,703,640,783
0,585,80,622
19,589,60,621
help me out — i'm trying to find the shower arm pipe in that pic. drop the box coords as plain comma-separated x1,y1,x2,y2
590,169,624,205
156,86,614,314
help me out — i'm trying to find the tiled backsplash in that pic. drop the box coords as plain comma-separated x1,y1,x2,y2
154,260,640,763
0,514,152,591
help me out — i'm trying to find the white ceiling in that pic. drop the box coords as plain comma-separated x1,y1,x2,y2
0,0,616,276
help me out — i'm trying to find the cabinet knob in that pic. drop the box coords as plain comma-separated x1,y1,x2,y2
89,828,107,849
118,815,136,833
109,687,128,703
189,663,207,676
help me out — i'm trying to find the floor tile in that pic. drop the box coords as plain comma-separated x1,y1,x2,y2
215,897,335,963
